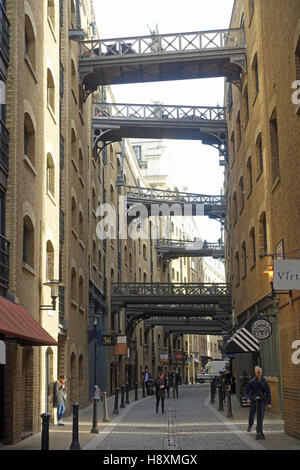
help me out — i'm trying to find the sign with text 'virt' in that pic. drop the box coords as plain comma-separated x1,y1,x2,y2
273,260,300,290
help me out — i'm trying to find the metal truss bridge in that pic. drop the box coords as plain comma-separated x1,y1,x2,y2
79,28,246,96
92,102,227,158
155,239,225,261
125,185,226,222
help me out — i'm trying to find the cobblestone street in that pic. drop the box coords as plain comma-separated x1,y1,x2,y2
85,385,256,451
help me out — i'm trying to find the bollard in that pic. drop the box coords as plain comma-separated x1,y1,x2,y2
40,413,51,450
135,382,138,401
218,385,224,411
102,392,110,423
142,381,146,398
210,381,215,404
212,379,216,401
90,397,99,433
113,388,119,414
125,383,130,405
69,403,81,450
226,388,233,418
120,384,125,408
255,397,265,440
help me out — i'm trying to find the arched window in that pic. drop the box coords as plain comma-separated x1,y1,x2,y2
79,148,84,176
256,133,263,175
71,128,77,166
259,212,268,254
24,112,35,166
79,276,84,308
25,15,36,69
23,216,34,268
79,211,83,240
70,0,76,28
47,69,55,113
46,153,55,197
250,227,256,266
71,197,77,232
46,240,54,280
71,267,77,302
235,251,240,286
71,59,77,99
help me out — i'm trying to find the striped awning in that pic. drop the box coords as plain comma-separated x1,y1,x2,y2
224,326,259,353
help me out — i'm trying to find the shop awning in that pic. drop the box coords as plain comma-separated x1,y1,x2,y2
224,326,259,354
0,296,58,346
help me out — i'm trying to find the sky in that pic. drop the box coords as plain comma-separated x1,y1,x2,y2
93,0,234,243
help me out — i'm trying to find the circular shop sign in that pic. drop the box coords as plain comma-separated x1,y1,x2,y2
251,319,272,340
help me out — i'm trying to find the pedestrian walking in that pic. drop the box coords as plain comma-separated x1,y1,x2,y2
171,369,181,398
54,374,67,426
143,366,151,395
218,370,226,404
165,371,171,398
154,373,166,413
244,366,271,432
224,366,233,392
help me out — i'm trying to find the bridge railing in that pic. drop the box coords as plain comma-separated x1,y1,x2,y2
156,239,225,251
93,102,226,122
111,282,231,297
125,186,226,205
80,28,245,59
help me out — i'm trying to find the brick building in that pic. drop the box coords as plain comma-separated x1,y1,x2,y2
225,0,300,438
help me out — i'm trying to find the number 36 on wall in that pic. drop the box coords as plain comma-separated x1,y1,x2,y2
291,340,300,365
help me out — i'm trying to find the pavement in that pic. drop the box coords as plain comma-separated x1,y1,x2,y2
1,384,300,451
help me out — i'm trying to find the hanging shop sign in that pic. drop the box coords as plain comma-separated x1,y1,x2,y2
114,336,127,355
101,335,117,346
273,259,300,290
160,354,169,362
251,319,272,340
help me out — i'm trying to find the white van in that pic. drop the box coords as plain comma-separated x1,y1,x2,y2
196,360,229,383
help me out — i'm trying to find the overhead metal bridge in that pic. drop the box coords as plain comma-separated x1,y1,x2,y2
92,102,227,157
125,185,226,222
155,239,225,261
79,28,246,97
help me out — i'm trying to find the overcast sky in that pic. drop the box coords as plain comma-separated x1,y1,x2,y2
93,0,234,243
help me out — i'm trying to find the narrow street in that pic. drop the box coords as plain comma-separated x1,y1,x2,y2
85,385,255,451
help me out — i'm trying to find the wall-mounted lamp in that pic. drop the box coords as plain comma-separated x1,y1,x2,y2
262,265,293,303
40,280,64,311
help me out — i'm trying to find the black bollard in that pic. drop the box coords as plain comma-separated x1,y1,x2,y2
41,413,51,450
142,381,146,398
135,382,138,401
125,383,130,405
255,397,265,440
69,403,81,450
218,385,224,411
226,388,233,418
120,384,125,408
210,381,215,404
113,388,119,414
90,397,99,433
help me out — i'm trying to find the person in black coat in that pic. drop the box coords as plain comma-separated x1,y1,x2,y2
154,373,166,413
244,366,271,432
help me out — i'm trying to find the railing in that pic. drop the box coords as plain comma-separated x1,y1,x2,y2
80,28,245,59
93,102,226,122
156,239,225,251
0,234,9,288
0,2,9,64
125,186,225,206
111,282,231,297
0,120,9,173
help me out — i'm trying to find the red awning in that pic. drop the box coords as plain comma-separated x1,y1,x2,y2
0,296,58,346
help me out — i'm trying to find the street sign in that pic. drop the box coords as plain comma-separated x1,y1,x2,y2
273,259,300,290
114,335,127,355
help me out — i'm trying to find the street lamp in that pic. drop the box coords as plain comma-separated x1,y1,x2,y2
40,280,64,311
93,316,98,388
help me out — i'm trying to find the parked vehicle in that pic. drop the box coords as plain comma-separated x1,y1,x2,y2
196,360,229,383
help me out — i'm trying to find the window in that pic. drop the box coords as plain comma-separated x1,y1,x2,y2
230,131,235,167
259,212,268,254
0,80,5,123
46,153,55,197
246,157,253,196
71,59,77,99
239,176,244,212
79,148,84,176
79,276,84,308
71,128,77,165
252,53,259,97
23,216,34,268
233,191,237,224
24,113,35,166
269,109,280,184
46,241,54,280
243,84,249,124
256,133,263,176
47,69,55,114
241,241,247,278
235,252,240,286
48,0,55,27
248,0,254,23
236,111,242,149
71,267,77,302
71,197,77,232
70,0,76,28
143,244,147,260
25,15,36,69
79,211,84,241
250,227,256,266
133,145,142,161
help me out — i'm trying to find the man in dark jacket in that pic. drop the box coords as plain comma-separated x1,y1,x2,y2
154,373,166,413
244,366,271,432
